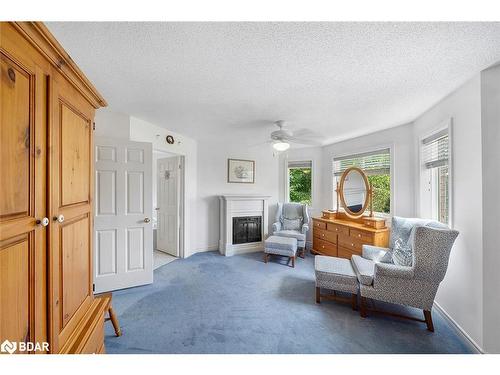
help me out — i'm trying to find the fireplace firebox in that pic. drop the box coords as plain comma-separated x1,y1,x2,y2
232,216,262,244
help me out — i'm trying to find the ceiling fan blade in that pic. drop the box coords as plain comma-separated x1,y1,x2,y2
292,128,322,138
287,136,322,146
247,140,273,148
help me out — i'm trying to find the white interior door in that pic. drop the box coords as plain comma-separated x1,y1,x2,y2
94,137,153,293
157,156,181,257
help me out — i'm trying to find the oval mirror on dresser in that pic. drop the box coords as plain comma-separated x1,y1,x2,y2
339,167,370,218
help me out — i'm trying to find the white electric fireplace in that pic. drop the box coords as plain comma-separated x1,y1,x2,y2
219,195,271,256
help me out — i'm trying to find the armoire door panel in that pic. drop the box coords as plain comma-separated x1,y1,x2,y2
60,102,91,207
0,236,30,349
49,71,96,352
0,53,33,220
60,216,91,328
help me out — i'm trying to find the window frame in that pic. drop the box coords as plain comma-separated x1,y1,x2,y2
418,119,453,227
285,159,314,207
332,144,394,218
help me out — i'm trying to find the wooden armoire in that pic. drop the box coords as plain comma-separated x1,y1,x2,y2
1,22,110,354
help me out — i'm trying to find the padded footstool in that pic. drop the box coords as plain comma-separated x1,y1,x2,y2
315,256,359,310
264,235,298,267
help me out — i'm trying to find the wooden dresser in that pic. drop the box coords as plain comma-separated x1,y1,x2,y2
312,213,389,259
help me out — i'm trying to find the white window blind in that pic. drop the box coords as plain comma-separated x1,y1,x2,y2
333,148,390,177
288,160,312,169
422,129,449,169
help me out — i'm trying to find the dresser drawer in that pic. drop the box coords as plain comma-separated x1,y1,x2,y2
338,245,361,259
313,228,337,244
338,236,363,253
313,220,327,230
350,228,374,243
313,237,338,257
326,223,349,236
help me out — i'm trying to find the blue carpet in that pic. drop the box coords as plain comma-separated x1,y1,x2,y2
104,251,475,354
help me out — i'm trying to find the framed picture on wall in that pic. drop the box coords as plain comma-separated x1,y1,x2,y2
227,159,255,183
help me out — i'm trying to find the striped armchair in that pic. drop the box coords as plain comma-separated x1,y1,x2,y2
272,203,310,258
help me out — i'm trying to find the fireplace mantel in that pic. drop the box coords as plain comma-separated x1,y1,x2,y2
219,195,271,256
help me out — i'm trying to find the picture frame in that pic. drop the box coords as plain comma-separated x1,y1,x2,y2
227,159,255,183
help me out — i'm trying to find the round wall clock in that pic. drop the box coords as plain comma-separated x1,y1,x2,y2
166,135,175,144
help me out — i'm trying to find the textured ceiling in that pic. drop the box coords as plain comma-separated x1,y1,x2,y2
47,22,500,145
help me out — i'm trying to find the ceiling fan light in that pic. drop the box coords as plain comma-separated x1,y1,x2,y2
273,141,290,151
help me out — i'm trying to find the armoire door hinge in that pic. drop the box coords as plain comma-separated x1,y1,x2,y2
92,122,96,131
93,283,95,292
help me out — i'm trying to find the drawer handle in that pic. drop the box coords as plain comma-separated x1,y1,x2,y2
322,245,325,249
335,228,338,231
321,234,325,237
358,234,362,238
351,243,355,247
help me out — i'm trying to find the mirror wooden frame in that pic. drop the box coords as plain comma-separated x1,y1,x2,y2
337,166,373,218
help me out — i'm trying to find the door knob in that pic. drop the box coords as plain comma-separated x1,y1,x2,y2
144,217,151,223
36,217,49,227
53,214,64,223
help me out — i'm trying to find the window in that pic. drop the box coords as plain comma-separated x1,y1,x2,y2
287,160,312,205
421,127,451,225
333,148,391,214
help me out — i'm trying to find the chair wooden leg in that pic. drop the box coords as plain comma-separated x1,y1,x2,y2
360,296,368,318
263,253,268,263
351,294,358,311
108,306,122,337
291,256,295,268
299,247,305,258
424,310,434,332
316,287,321,303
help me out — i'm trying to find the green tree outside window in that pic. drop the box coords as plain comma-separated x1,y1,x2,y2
289,168,312,205
367,174,390,214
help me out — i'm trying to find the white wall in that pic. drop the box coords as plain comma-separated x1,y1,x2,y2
321,123,415,218
195,141,280,252
413,75,484,349
94,108,130,139
480,64,500,353
129,117,198,258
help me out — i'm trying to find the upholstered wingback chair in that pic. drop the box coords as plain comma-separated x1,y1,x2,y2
272,203,310,257
351,217,459,331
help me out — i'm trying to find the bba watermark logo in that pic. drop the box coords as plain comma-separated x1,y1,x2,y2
1,339,49,354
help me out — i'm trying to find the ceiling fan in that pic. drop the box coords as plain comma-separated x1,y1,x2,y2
269,120,322,151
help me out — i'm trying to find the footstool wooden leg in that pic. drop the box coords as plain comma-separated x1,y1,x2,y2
291,256,295,268
264,253,268,263
316,287,321,303
351,294,358,311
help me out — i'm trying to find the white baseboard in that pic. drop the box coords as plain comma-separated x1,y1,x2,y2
434,302,484,353
188,244,219,257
